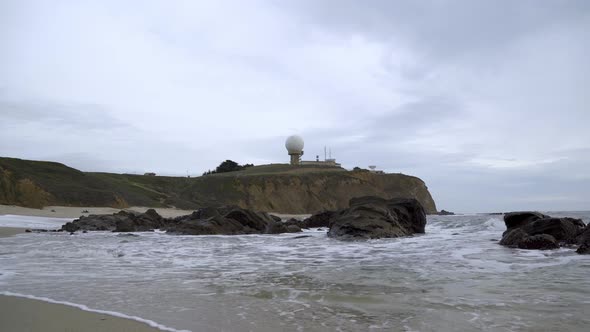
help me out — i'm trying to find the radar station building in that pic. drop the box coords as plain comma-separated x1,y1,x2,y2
285,135,341,167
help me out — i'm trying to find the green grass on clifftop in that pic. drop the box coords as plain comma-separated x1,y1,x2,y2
0,157,436,213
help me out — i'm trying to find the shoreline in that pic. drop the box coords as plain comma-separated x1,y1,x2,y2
0,293,186,332
0,204,309,221
0,204,196,219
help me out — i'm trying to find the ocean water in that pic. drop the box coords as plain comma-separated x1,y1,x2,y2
1,212,589,332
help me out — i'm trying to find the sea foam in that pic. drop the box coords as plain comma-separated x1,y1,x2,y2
0,214,72,229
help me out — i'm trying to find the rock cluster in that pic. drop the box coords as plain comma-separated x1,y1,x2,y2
62,209,166,233
499,211,589,254
62,207,301,235
164,207,300,235
59,196,428,240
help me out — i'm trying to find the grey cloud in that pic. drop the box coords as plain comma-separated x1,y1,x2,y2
286,1,590,59
0,0,588,212
0,98,129,130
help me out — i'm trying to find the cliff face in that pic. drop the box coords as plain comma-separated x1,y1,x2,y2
230,172,436,214
0,157,437,214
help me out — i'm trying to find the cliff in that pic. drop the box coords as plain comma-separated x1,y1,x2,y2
0,157,437,214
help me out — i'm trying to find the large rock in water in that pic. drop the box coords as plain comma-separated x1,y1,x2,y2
576,224,590,254
326,196,426,240
163,207,300,235
503,211,550,231
61,209,166,232
499,211,586,252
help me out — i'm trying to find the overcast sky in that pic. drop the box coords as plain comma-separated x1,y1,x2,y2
1,0,589,212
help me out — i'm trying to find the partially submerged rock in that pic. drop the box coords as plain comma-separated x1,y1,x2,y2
499,211,587,253
517,234,559,250
326,196,426,240
164,207,300,235
576,224,590,254
436,209,455,216
61,209,165,233
503,211,550,230
62,206,303,236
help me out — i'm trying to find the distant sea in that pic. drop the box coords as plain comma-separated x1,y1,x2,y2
1,212,589,331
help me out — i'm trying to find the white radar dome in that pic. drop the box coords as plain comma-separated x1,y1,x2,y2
285,135,304,154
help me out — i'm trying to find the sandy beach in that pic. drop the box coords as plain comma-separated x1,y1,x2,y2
0,204,309,332
0,204,196,219
0,204,306,222
0,295,165,332
0,205,195,331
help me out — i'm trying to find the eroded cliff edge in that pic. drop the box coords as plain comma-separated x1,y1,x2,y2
0,157,437,214
228,171,436,214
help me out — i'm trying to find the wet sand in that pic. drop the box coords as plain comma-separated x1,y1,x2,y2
0,210,182,332
0,227,27,238
0,295,166,332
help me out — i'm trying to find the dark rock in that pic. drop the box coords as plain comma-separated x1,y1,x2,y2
61,209,165,233
25,229,32,233
225,209,270,231
167,216,242,235
503,211,549,231
301,211,336,228
117,233,139,237
267,222,301,234
266,221,290,234
499,228,528,247
437,210,455,216
131,209,166,231
286,225,302,233
291,235,312,239
576,225,590,254
521,217,582,244
518,234,559,250
164,207,287,235
115,219,136,232
62,206,304,236
188,207,221,219
62,221,81,232
577,242,590,254
499,211,586,252
327,196,426,240
283,218,300,227
577,224,590,243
